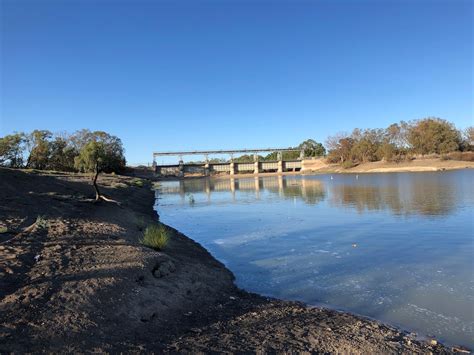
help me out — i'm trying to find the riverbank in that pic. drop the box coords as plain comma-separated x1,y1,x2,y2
0,168,464,353
311,158,474,174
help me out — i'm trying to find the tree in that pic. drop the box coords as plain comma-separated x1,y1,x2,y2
0,133,25,168
74,141,116,202
461,126,474,151
350,129,384,163
326,133,354,163
406,118,461,155
298,139,326,157
25,130,52,169
48,136,77,171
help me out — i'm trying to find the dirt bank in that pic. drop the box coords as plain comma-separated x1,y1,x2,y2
0,168,462,353
311,158,474,174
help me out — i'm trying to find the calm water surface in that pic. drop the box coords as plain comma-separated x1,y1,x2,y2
155,170,474,347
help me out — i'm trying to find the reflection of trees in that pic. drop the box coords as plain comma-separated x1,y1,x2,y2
329,180,457,216
279,179,326,205
160,175,460,216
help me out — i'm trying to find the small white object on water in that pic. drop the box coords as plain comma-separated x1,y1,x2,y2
330,176,333,180
356,175,359,179
352,243,358,248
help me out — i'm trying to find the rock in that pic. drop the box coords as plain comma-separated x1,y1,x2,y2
152,259,176,278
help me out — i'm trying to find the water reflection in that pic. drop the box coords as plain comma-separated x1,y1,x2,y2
159,172,467,216
156,170,474,347
159,176,326,205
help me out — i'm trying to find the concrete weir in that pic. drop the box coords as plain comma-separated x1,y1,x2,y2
152,148,305,177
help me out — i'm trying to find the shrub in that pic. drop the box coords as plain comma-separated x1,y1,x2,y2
342,161,356,169
140,224,169,250
35,215,49,229
0,226,7,234
131,178,144,187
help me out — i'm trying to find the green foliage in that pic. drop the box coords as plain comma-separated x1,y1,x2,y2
407,118,460,155
74,141,107,173
0,226,8,234
26,130,52,169
234,154,263,163
326,135,355,163
298,139,326,157
0,133,24,167
341,160,356,169
140,224,169,250
1,129,126,173
131,178,144,187
326,118,464,166
48,136,77,171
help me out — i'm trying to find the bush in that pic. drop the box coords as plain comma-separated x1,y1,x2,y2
35,215,49,229
342,161,356,169
0,226,7,234
140,224,169,250
131,178,144,187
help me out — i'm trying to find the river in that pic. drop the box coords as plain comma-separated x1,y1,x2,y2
155,170,474,348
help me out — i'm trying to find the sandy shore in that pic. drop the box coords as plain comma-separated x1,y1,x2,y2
0,168,464,353
316,158,474,174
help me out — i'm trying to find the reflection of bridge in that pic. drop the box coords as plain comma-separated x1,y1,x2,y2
152,148,305,177
158,176,326,204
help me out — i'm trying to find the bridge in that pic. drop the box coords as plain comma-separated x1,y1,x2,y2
152,148,306,177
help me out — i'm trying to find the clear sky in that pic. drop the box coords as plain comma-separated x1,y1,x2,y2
1,0,472,165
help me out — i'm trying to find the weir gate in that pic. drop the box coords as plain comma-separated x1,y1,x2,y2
152,148,306,177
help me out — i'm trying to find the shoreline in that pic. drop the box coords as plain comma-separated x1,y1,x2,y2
0,168,465,353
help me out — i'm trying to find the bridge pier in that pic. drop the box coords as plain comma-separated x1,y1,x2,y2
277,152,283,173
253,154,260,174
229,160,236,175
178,160,184,178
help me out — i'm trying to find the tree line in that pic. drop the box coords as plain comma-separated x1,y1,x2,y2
325,118,473,167
0,129,126,173
1,117,473,171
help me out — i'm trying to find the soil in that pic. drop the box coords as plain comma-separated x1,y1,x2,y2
0,168,466,353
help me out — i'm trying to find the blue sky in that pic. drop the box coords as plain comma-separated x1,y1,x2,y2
1,0,472,165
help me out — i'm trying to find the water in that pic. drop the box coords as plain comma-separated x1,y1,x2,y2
154,170,474,348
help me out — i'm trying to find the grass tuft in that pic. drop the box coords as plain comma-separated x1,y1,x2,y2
36,215,49,229
131,178,144,187
140,224,169,251
0,226,8,234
